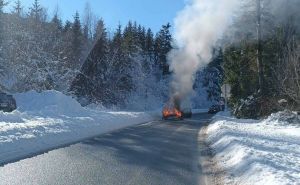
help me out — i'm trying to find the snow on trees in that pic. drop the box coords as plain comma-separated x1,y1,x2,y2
0,0,216,110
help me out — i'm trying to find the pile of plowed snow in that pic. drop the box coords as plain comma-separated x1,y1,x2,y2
0,90,157,165
14,90,85,116
206,111,300,185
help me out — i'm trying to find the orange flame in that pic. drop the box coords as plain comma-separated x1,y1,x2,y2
163,107,182,118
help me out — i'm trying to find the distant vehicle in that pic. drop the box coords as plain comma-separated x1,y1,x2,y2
208,105,221,114
0,92,17,112
219,97,225,111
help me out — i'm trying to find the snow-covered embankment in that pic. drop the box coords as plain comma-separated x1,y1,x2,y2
206,111,300,185
0,91,158,165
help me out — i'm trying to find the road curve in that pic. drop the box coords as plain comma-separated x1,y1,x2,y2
0,113,212,185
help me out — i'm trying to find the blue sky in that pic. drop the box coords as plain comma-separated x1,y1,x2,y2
6,0,186,33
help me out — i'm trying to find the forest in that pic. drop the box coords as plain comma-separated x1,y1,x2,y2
1,0,298,118
0,0,221,110
223,0,300,118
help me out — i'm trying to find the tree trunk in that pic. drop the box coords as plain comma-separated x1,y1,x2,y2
257,0,264,95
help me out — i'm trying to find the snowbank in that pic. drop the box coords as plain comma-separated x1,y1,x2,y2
0,90,158,165
206,111,300,185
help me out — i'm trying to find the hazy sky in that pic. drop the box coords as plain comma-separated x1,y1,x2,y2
5,0,186,32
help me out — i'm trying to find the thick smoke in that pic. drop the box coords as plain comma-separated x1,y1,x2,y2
168,0,240,107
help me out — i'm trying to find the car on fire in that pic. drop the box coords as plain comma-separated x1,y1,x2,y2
0,92,17,112
162,96,193,120
162,105,192,120
162,106,183,120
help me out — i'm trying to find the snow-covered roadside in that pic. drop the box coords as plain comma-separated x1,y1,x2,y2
206,111,300,185
0,91,159,165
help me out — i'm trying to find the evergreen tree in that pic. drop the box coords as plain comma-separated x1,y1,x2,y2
13,0,22,16
29,0,43,22
111,24,124,67
123,21,136,54
154,23,172,75
64,20,72,32
49,12,63,61
51,13,63,31
224,42,258,104
110,23,135,106
203,49,225,101
137,25,146,50
71,11,83,68
145,28,154,58
0,0,7,82
70,19,109,105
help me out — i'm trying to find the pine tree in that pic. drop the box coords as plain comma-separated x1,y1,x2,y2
13,0,22,16
49,12,63,61
71,11,83,69
64,21,72,32
0,0,7,82
145,28,154,61
83,25,89,40
203,49,225,101
51,13,63,31
123,21,136,54
137,25,146,50
111,24,124,67
224,43,258,104
70,19,109,105
29,0,42,22
154,23,172,75
61,20,73,66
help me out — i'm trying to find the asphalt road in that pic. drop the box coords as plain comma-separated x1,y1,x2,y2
0,113,212,185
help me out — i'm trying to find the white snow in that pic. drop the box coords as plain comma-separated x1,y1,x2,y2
0,90,158,165
207,111,300,185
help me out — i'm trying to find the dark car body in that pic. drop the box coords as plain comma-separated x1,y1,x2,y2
219,97,225,111
181,108,192,118
0,92,17,112
208,105,221,114
162,114,183,120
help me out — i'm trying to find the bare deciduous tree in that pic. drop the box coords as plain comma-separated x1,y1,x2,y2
276,39,300,106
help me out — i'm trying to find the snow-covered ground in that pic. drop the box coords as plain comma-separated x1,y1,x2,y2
207,111,300,185
0,90,158,165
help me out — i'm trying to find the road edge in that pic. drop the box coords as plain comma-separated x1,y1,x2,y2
197,122,225,185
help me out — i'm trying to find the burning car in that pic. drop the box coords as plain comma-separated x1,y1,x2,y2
162,96,192,120
162,105,183,120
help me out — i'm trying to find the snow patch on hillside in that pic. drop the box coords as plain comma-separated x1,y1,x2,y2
0,90,158,165
207,111,300,185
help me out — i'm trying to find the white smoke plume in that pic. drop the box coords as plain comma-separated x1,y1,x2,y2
168,0,240,106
